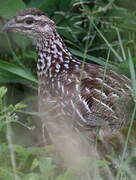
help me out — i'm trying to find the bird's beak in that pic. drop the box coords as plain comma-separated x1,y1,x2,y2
0,18,16,32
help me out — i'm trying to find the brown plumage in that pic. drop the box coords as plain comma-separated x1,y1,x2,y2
1,8,133,136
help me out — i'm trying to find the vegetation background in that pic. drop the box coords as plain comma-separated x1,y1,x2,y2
0,0,136,179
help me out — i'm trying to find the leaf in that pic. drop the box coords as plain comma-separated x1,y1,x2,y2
14,145,31,158
0,86,7,112
0,0,26,19
15,102,27,110
0,69,32,84
0,86,7,98
39,157,56,179
0,60,37,84
96,160,111,167
31,158,39,170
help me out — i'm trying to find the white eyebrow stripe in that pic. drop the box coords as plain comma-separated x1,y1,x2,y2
17,15,48,21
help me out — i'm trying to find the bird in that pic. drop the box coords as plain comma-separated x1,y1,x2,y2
1,8,133,138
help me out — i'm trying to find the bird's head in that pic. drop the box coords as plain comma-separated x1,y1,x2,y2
1,8,56,40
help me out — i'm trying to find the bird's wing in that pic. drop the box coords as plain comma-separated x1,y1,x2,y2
70,66,133,131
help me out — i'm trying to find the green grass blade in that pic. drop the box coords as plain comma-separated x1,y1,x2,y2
128,49,136,99
92,21,123,62
70,48,119,71
116,49,136,180
0,60,37,84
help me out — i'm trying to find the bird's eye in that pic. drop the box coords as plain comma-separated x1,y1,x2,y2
25,18,34,25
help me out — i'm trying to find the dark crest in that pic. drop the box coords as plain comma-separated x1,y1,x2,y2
16,8,46,16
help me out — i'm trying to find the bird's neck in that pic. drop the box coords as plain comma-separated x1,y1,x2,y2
36,31,74,78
